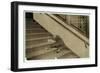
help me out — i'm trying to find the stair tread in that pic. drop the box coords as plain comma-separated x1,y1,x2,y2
26,44,52,53
26,40,55,49
26,27,43,29
26,30,46,33
26,32,50,35
26,24,41,27
26,23,42,26
26,36,52,41
30,48,71,60
26,28,45,31
26,39,47,46
26,34,51,39
26,48,57,59
26,21,37,24
58,52,78,59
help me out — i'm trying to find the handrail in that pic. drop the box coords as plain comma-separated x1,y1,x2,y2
46,14,89,45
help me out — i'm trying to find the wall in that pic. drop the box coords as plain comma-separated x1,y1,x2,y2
0,0,99,73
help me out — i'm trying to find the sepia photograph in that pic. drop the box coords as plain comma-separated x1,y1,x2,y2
25,12,89,60
11,1,97,71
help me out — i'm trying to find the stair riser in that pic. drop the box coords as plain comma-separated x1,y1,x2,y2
26,48,57,59
26,30,46,33
26,39,47,46
26,34,51,39
26,27,42,29
26,21,37,25
58,54,78,59
26,41,54,49
26,45,51,53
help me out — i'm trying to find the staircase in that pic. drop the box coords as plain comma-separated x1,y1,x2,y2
34,13,89,58
25,18,78,60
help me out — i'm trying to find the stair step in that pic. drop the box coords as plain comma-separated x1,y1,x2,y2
26,28,46,32
26,24,44,28
26,36,52,41
26,40,55,49
26,29,46,33
26,19,37,23
26,33,52,39
26,20,37,24
29,48,71,60
26,26,41,29
26,48,57,59
26,44,52,53
26,39,47,46
58,52,79,59
26,32,50,35
27,31,51,35
26,22,40,25
26,22,36,25
26,42,65,53
26,28,45,31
